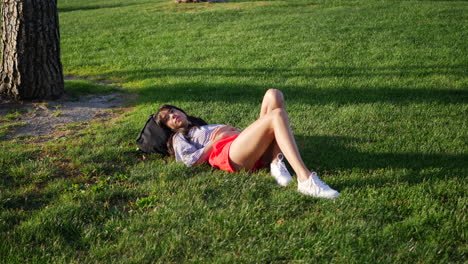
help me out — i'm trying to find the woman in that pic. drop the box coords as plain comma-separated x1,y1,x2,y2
155,89,339,199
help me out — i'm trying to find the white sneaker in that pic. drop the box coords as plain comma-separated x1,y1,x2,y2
270,153,292,186
297,172,340,199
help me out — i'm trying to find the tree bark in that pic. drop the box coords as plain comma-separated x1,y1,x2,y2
1,0,64,100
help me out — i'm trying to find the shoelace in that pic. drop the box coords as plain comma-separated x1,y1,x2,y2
310,172,331,189
278,162,289,174
275,153,290,174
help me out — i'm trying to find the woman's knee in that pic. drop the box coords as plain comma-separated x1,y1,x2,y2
270,108,287,120
265,89,284,108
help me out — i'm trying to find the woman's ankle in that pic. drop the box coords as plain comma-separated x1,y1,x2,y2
297,171,310,182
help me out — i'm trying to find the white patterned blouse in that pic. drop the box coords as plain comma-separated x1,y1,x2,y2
173,124,224,167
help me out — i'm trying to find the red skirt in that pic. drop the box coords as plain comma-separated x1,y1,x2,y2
208,135,265,173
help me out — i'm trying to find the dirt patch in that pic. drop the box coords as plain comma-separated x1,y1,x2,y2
0,91,135,141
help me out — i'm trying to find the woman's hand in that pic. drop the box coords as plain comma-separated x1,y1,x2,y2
210,125,241,142
195,126,241,166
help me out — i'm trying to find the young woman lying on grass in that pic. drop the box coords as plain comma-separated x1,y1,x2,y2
156,89,339,199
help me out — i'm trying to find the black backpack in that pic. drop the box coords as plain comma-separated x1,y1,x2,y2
136,115,173,156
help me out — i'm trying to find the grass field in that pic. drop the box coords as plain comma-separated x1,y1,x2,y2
1,0,467,262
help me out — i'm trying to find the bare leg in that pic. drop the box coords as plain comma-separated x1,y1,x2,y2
229,89,340,198
258,89,284,164
229,97,311,181
260,89,285,118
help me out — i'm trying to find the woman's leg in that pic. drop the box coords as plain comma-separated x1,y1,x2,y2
258,89,284,163
229,107,311,181
229,89,340,198
260,89,285,118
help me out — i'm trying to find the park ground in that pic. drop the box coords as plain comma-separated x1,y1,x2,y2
0,0,467,263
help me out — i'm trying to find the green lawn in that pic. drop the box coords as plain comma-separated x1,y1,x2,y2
1,0,467,262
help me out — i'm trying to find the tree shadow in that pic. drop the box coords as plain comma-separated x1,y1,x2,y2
0,189,56,233
102,65,467,80
134,82,465,107
295,135,467,189
1,190,54,211
94,65,467,106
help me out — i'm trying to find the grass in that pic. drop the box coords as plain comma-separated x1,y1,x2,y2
64,78,121,97
1,0,467,262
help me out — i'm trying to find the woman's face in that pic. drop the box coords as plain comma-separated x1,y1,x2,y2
160,108,189,130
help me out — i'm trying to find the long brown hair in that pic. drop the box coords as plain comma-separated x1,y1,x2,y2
154,104,207,155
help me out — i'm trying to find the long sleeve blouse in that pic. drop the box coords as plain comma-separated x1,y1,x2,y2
173,124,224,167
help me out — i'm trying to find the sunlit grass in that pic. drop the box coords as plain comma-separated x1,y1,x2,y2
0,0,467,262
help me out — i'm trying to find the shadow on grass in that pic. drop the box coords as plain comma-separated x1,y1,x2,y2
0,189,55,224
135,82,466,106
299,136,468,170
95,65,467,106
296,135,467,188
105,65,468,80
1,191,53,209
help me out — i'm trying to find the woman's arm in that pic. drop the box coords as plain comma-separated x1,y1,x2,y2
173,135,208,167
192,140,215,165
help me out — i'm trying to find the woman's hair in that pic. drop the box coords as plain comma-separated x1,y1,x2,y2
154,104,207,155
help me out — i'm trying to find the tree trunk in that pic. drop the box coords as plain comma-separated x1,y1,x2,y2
0,0,64,100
